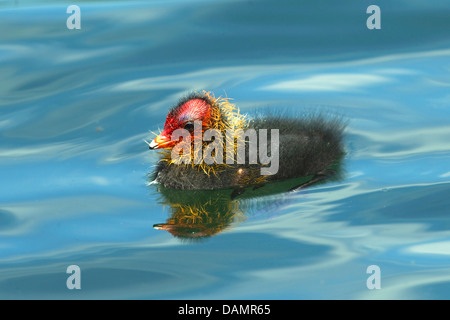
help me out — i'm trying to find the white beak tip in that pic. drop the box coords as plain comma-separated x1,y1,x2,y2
149,139,158,149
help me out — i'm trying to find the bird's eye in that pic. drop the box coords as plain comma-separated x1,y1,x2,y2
184,122,195,132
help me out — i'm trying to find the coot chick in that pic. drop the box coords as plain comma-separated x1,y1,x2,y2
148,91,345,192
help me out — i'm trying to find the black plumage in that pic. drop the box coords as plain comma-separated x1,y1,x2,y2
149,93,346,193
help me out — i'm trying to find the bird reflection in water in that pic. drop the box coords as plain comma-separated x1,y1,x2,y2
150,159,343,241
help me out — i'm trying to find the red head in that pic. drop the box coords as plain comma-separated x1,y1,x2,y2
149,96,212,150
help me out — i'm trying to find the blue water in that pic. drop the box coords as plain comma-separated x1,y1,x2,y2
1,0,450,299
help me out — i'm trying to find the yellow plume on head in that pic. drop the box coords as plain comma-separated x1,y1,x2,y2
160,91,249,177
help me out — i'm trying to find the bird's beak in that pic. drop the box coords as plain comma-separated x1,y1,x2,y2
147,135,172,150
153,223,167,230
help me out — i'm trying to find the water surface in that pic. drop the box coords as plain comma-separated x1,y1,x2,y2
0,0,450,299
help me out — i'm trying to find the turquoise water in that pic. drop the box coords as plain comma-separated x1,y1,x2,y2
1,0,450,299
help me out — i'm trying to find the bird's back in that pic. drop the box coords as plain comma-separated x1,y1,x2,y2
249,114,345,182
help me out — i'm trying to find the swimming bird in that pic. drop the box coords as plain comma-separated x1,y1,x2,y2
148,91,345,195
